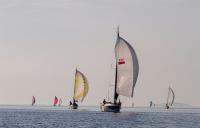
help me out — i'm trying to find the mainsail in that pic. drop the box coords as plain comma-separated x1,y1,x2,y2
73,69,89,102
166,87,175,106
32,96,36,106
114,29,139,100
54,96,58,106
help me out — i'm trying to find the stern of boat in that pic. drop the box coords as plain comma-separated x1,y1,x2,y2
69,104,78,109
100,103,121,113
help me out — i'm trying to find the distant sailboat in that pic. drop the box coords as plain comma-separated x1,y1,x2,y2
53,96,58,106
32,96,36,106
149,101,156,108
165,87,175,109
150,101,153,108
69,69,89,109
100,28,139,112
58,98,62,106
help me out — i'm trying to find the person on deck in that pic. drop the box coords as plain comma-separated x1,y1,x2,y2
119,99,121,105
103,99,106,104
165,104,169,109
73,99,78,106
73,102,77,106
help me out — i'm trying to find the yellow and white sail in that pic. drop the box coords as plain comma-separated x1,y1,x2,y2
73,69,89,102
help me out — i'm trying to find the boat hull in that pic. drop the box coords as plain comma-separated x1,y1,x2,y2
100,103,121,113
69,104,78,109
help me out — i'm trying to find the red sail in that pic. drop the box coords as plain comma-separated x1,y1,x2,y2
32,96,36,106
54,96,58,106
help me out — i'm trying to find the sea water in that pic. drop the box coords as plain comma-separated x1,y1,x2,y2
0,106,199,128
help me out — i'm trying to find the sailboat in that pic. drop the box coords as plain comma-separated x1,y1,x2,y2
100,28,139,112
165,87,175,109
150,101,153,108
32,96,36,106
69,69,89,109
58,98,62,106
53,96,58,106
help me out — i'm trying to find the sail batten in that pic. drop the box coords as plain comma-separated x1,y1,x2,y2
115,35,139,98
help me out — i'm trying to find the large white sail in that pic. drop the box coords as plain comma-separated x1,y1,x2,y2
73,69,89,102
115,32,139,97
166,87,175,106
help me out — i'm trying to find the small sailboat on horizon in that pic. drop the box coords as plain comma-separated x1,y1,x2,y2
165,87,175,109
150,101,153,108
100,28,139,113
149,101,156,108
53,96,58,106
69,68,89,109
58,98,62,106
32,96,36,106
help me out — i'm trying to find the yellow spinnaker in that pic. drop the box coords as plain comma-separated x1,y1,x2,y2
73,69,89,102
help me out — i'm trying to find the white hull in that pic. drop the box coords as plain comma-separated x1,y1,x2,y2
100,103,121,113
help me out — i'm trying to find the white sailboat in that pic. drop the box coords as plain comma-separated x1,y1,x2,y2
100,28,139,112
69,69,89,109
165,87,175,109
58,98,62,106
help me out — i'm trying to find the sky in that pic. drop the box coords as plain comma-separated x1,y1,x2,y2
0,0,200,106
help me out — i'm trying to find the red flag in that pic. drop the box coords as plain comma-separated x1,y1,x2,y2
118,58,125,65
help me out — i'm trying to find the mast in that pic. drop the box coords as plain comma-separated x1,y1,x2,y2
117,26,119,37
114,28,120,104
73,68,77,102
114,63,118,104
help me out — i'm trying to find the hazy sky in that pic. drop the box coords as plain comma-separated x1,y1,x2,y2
0,0,200,106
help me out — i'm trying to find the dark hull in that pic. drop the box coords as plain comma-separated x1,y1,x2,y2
69,104,78,109
100,103,121,113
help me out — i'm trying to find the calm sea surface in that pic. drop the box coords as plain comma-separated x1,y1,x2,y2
0,106,199,128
